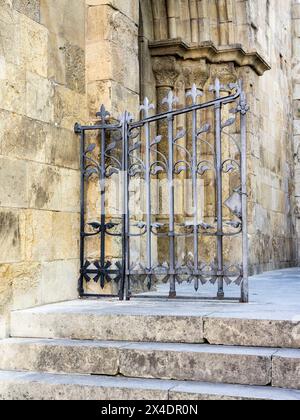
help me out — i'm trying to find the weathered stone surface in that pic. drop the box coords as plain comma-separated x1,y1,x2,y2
53,85,86,130
0,60,26,115
86,0,139,25
0,338,274,386
10,309,205,344
64,41,85,94
273,349,300,390
204,317,300,349
12,0,40,22
0,157,28,208
26,71,54,122
20,13,48,77
0,209,25,263
169,382,300,401
0,370,299,401
0,339,121,376
40,0,85,48
0,371,170,400
119,343,274,386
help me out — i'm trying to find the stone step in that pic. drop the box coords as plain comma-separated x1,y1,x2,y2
0,370,299,401
1,338,299,388
10,300,300,348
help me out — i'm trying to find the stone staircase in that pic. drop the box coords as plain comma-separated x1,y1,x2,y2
0,300,300,400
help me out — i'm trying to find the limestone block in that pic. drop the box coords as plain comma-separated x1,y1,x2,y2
294,119,300,135
11,309,205,344
19,13,48,78
24,210,53,262
0,59,26,115
295,100,300,120
51,212,79,260
28,162,62,211
119,344,274,386
294,83,300,100
64,41,85,94
169,382,300,401
24,210,79,262
11,262,42,310
40,260,79,304
87,80,139,119
86,0,139,25
40,0,85,48
0,338,121,375
0,371,170,400
86,5,139,93
293,4,300,20
272,349,300,390
0,113,51,163
53,85,86,130
45,126,79,170
0,314,9,339
47,32,66,86
26,71,54,123
12,0,40,22
28,162,78,213
59,168,80,213
0,5,21,66
0,265,13,315
204,317,300,349
0,157,28,208
0,209,25,263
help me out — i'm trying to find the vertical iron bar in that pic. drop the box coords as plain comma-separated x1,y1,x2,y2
215,99,225,300
100,125,106,289
192,108,199,288
145,120,152,278
168,114,176,298
240,91,249,303
79,128,85,296
122,113,130,300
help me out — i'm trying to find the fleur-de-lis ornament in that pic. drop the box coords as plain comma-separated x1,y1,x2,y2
162,90,179,112
209,78,226,99
236,91,250,115
186,84,203,105
96,104,110,124
140,97,155,118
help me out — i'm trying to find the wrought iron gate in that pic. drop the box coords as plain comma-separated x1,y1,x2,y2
74,79,249,302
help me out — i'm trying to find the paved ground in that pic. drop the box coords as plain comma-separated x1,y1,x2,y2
20,268,300,322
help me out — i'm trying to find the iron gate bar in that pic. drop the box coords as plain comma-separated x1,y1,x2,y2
74,79,249,303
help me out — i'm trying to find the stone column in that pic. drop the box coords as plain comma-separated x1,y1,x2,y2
151,56,180,263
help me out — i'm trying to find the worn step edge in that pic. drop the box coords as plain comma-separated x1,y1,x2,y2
0,371,299,401
10,306,300,348
10,310,205,344
203,316,300,348
0,338,282,387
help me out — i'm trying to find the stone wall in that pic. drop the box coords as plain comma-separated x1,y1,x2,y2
244,0,296,273
293,0,300,262
0,0,86,337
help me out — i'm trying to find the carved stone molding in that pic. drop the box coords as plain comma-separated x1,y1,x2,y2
149,39,271,77
152,56,181,88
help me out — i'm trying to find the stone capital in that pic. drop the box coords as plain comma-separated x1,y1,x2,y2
182,59,209,90
152,56,181,88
